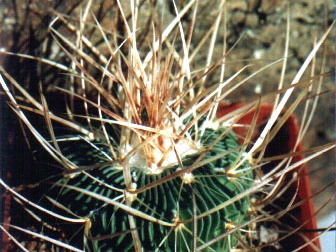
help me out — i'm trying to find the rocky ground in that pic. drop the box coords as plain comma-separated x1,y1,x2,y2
0,0,334,233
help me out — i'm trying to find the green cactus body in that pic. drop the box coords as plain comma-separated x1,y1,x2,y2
55,121,253,251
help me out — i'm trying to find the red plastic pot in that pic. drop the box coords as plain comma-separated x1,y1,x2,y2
217,102,320,251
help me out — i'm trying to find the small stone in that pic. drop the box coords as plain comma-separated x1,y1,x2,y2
253,49,265,60
245,13,259,28
259,0,282,14
259,25,278,44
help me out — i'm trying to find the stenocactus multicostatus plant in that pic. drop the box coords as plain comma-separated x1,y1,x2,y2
55,115,253,251
0,1,334,251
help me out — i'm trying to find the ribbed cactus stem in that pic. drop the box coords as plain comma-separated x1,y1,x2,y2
55,118,253,251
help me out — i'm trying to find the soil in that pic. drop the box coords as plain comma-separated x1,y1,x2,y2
0,0,335,248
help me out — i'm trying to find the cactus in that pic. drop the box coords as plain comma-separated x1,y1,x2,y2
55,120,253,251
0,1,334,251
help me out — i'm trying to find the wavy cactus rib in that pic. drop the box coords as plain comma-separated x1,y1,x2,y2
54,119,253,251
